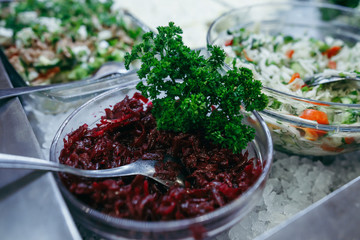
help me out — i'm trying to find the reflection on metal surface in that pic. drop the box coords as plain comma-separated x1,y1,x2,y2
0,60,81,240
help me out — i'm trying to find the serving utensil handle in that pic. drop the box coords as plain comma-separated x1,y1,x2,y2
0,153,83,175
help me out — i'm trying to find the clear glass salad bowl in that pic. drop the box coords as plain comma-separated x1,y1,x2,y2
207,1,360,156
49,80,273,239
0,5,152,113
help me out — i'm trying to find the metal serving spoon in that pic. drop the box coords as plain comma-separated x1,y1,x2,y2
304,73,360,87
0,153,185,188
0,62,129,100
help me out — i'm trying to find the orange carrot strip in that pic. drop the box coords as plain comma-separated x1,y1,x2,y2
320,143,344,152
322,46,341,58
328,60,337,69
225,39,233,46
242,49,253,62
295,126,327,141
286,49,294,59
288,72,300,84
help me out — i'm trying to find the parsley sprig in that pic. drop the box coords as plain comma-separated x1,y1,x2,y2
125,22,268,153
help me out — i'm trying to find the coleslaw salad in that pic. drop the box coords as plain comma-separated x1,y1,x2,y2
222,26,360,155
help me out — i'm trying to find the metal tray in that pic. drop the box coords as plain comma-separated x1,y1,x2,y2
0,58,81,240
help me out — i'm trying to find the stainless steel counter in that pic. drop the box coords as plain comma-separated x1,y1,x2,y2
0,60,81,240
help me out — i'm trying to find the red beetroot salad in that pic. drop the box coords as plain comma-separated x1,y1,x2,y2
59,92,263,221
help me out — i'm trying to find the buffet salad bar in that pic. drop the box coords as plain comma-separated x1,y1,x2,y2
0,1,359,240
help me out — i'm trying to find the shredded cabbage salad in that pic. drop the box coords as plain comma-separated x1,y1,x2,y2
0,0,144,85
223,27,360,155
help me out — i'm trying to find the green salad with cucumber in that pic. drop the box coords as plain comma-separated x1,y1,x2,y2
222,27,360,155
0,0,145,85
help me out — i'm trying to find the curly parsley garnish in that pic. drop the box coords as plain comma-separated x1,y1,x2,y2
125,22,268,153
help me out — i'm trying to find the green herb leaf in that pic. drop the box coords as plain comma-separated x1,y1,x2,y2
125,22,268,153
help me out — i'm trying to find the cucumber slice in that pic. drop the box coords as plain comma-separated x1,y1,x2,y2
340,97,353,104
290,62,306,77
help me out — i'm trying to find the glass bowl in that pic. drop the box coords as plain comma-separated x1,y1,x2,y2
207,1,360,156
49,81,273,239
0,1,150,88
0,3,152,113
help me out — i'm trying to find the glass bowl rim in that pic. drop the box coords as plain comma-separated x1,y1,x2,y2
260,86,360,132
207,1,360,131
50,84,273,232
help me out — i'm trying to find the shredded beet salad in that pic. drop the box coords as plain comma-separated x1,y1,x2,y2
59,92,263,221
